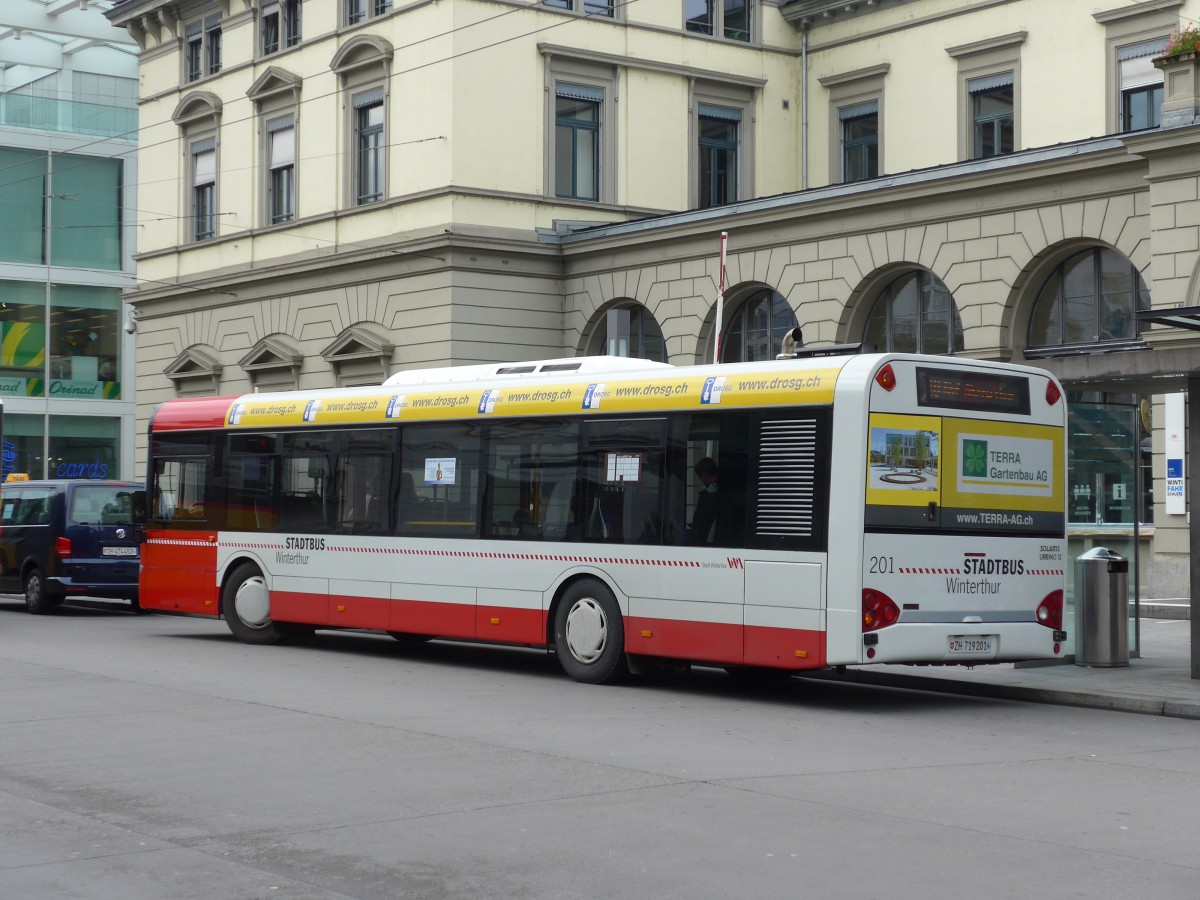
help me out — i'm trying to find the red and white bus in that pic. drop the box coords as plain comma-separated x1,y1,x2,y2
139,349,1067,683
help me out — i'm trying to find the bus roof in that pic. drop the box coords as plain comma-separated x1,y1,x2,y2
149,353,1053,433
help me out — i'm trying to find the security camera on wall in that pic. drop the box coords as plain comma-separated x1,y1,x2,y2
124,310,138,335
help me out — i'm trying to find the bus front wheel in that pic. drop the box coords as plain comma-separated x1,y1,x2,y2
553,578,628,685
222,562,290,645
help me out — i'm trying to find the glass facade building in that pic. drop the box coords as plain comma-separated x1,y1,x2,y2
0,9,138,482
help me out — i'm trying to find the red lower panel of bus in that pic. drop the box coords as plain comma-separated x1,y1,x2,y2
142,565,221,615
145,564,826,670
476,605,547,646
272,592,503,643
744,625,826,670
627,616,743,665
628,616,825,670
328,594,391,630
141,534,220,615
271,590,326,624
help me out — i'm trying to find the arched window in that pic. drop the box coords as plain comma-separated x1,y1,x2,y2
1027,247,1149,350
587,304,666,361
863,271,963,354
720,289,797,362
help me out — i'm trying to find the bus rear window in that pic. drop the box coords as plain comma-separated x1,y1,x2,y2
916,367,1030,415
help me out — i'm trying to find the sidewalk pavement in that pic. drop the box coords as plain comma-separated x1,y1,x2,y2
813,616,1200,720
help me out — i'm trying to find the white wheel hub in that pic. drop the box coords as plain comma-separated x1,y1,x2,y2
234,576,271,628
565,597,607,664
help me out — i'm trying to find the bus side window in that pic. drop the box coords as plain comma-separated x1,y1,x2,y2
151,434,217,528
579,418,667,545
400,422,483,538
484,418,580,542
226,435,278,532
281,432,336,534
673,412,750,549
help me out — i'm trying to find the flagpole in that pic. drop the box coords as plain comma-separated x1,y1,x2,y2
714,231,728,364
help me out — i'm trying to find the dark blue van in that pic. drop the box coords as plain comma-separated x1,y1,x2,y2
0,480,145,614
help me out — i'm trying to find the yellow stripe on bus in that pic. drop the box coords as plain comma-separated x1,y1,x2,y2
222,369,840,429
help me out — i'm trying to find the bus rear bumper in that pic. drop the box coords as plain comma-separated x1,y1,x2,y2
843,622,1064,666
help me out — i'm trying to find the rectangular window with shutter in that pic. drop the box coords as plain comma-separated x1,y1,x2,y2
191,139,216,240
267,115,295,223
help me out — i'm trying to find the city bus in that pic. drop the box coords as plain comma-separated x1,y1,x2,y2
138,348,1067,683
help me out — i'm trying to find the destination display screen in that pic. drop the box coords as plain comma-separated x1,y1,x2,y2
916,367,1030,415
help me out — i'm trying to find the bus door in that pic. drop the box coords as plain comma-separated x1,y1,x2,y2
143,433,219,615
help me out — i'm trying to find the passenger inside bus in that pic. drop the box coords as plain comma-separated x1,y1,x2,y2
397,472,419,529
688,457,719,545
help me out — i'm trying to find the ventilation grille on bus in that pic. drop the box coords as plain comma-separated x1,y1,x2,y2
756,419,817,538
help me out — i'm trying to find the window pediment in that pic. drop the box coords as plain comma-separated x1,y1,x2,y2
322,322,393,364
172,91,223,127
165,344,223,394
322,323,394,385
247,67,303,104
330,35,394,77
238,334,302,372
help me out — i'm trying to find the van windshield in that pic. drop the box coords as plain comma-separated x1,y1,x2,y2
70,486,135,526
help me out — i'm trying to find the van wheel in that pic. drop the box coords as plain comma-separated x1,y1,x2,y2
553,578,628,684
221,563,289,644
24,569,55,615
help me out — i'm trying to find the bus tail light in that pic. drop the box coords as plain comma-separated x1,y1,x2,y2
1035,589,1063,630
55,537,72,559
1045,379,1061,407
863,589,900,632
875,364,897,392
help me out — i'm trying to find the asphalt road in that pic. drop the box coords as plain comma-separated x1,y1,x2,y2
2,599,1198,900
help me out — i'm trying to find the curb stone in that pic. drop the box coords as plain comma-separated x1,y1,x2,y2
808,669,1199,720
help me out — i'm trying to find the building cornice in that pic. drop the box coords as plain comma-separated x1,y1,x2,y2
945,31,1028,59
817,63,890,88
794,0,1018,51
554,136,1142,250
1092,0,1183,25
1123,122,1200,174
781,0,917,29
537,43,768,88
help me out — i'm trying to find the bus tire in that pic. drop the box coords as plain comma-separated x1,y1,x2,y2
24,568,55,615
554,578,628,685
222,562,290,645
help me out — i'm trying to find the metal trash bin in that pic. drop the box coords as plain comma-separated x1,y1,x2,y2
1074,547,1129,667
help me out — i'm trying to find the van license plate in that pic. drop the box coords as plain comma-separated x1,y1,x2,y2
102,547,138,557
948,635,996,657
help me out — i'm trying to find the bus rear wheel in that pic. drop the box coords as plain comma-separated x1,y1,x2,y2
222,562,290,645
554,578,628,685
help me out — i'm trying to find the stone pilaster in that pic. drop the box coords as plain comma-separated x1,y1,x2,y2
1154,51,1200,129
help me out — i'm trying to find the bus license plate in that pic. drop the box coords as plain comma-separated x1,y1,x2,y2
948,635,996,657
102,547,138,557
